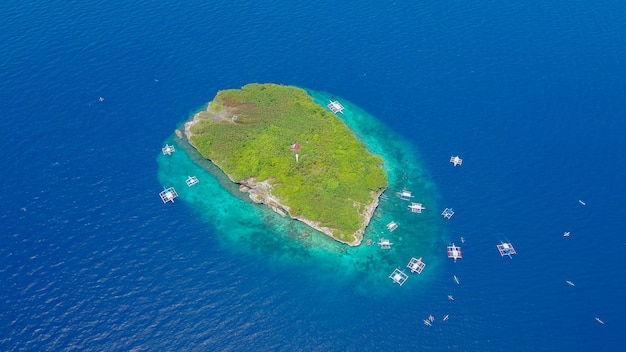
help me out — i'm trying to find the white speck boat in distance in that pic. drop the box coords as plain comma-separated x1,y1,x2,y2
441,208,455,219
579,199,586,206
408,202,426,213
407,257,426,274
450,155,463,167
497,242,516,259
162,144,176,155
378,238,393,250
453,275,460,285
447,243,462,262
159,187,178,203
327,100,344,114
389,268,408,286
397,189,413,201
185,175,199,187
386,221,399,232
566,280,575,287
595,317,604,324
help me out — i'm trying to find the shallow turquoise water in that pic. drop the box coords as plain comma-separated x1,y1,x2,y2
157,89,447,296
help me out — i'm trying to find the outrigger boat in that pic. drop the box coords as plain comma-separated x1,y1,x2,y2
453,275,460,285
446,243,462,262
566,280,575,287
497,242,516,259
595,317,604,325
443,315,449,322
579,199,586,206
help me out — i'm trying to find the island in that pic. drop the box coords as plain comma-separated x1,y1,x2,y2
184,83,387,246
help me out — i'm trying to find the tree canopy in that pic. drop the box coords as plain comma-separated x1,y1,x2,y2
189,83,387,242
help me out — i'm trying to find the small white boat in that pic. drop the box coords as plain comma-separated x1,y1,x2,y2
595,317,604,325
443,315,449,322
579,199,586,206
453,275,460,285
447,295,455,301
566,280,575,287
460,236,465,243
423,319,432,326
563,231,571,237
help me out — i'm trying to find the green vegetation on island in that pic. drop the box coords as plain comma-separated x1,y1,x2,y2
186,83,387,245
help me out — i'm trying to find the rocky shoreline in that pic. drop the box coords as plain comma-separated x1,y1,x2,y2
184,109,382,246
238,177,383,246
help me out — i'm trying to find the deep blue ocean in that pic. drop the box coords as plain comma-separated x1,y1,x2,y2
2,0,625,350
